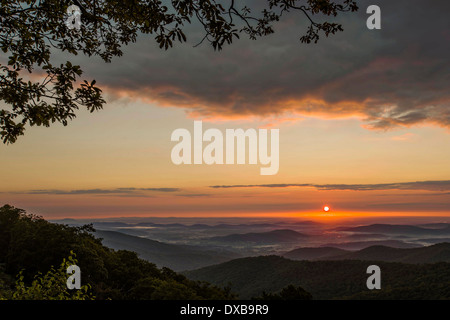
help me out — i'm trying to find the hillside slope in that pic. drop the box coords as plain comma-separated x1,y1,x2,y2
96,230,240,271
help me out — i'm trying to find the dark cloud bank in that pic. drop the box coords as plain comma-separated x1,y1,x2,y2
68,0,450,130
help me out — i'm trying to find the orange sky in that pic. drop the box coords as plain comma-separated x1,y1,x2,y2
0,101,449,219
1,1,449,220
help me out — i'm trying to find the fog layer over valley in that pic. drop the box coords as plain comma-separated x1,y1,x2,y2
52,217,450,271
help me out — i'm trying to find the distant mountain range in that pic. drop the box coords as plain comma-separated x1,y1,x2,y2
318,240,421,250
283,242,450,263
205,229,309,244
95,230,240,271
90,221,450,300
337,223,450,236
283,247,349,260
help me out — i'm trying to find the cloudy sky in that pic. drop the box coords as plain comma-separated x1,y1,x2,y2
0,0,449,219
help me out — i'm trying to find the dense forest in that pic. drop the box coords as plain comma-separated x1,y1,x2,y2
185,255,450,299
0,205,235,300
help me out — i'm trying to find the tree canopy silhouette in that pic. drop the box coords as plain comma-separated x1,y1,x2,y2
0,0,358,144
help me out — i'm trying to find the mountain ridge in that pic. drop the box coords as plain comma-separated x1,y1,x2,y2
337,223,450,236
205,229,309,243
283,242,450,263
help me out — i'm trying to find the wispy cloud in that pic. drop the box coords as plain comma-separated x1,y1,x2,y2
19,187,181,195
117,188,181,193
210,181,450,192
390,133,416,141
175,193,212,198
366,202,450,210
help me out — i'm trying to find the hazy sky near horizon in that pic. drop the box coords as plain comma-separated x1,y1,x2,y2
0,0,449,219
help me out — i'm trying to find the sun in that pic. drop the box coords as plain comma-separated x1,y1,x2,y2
323,206,330,212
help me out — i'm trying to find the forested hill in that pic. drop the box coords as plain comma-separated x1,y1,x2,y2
184,256,450,299
0,205,234,300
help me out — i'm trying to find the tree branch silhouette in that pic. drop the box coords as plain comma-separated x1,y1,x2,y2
0,0,358,144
